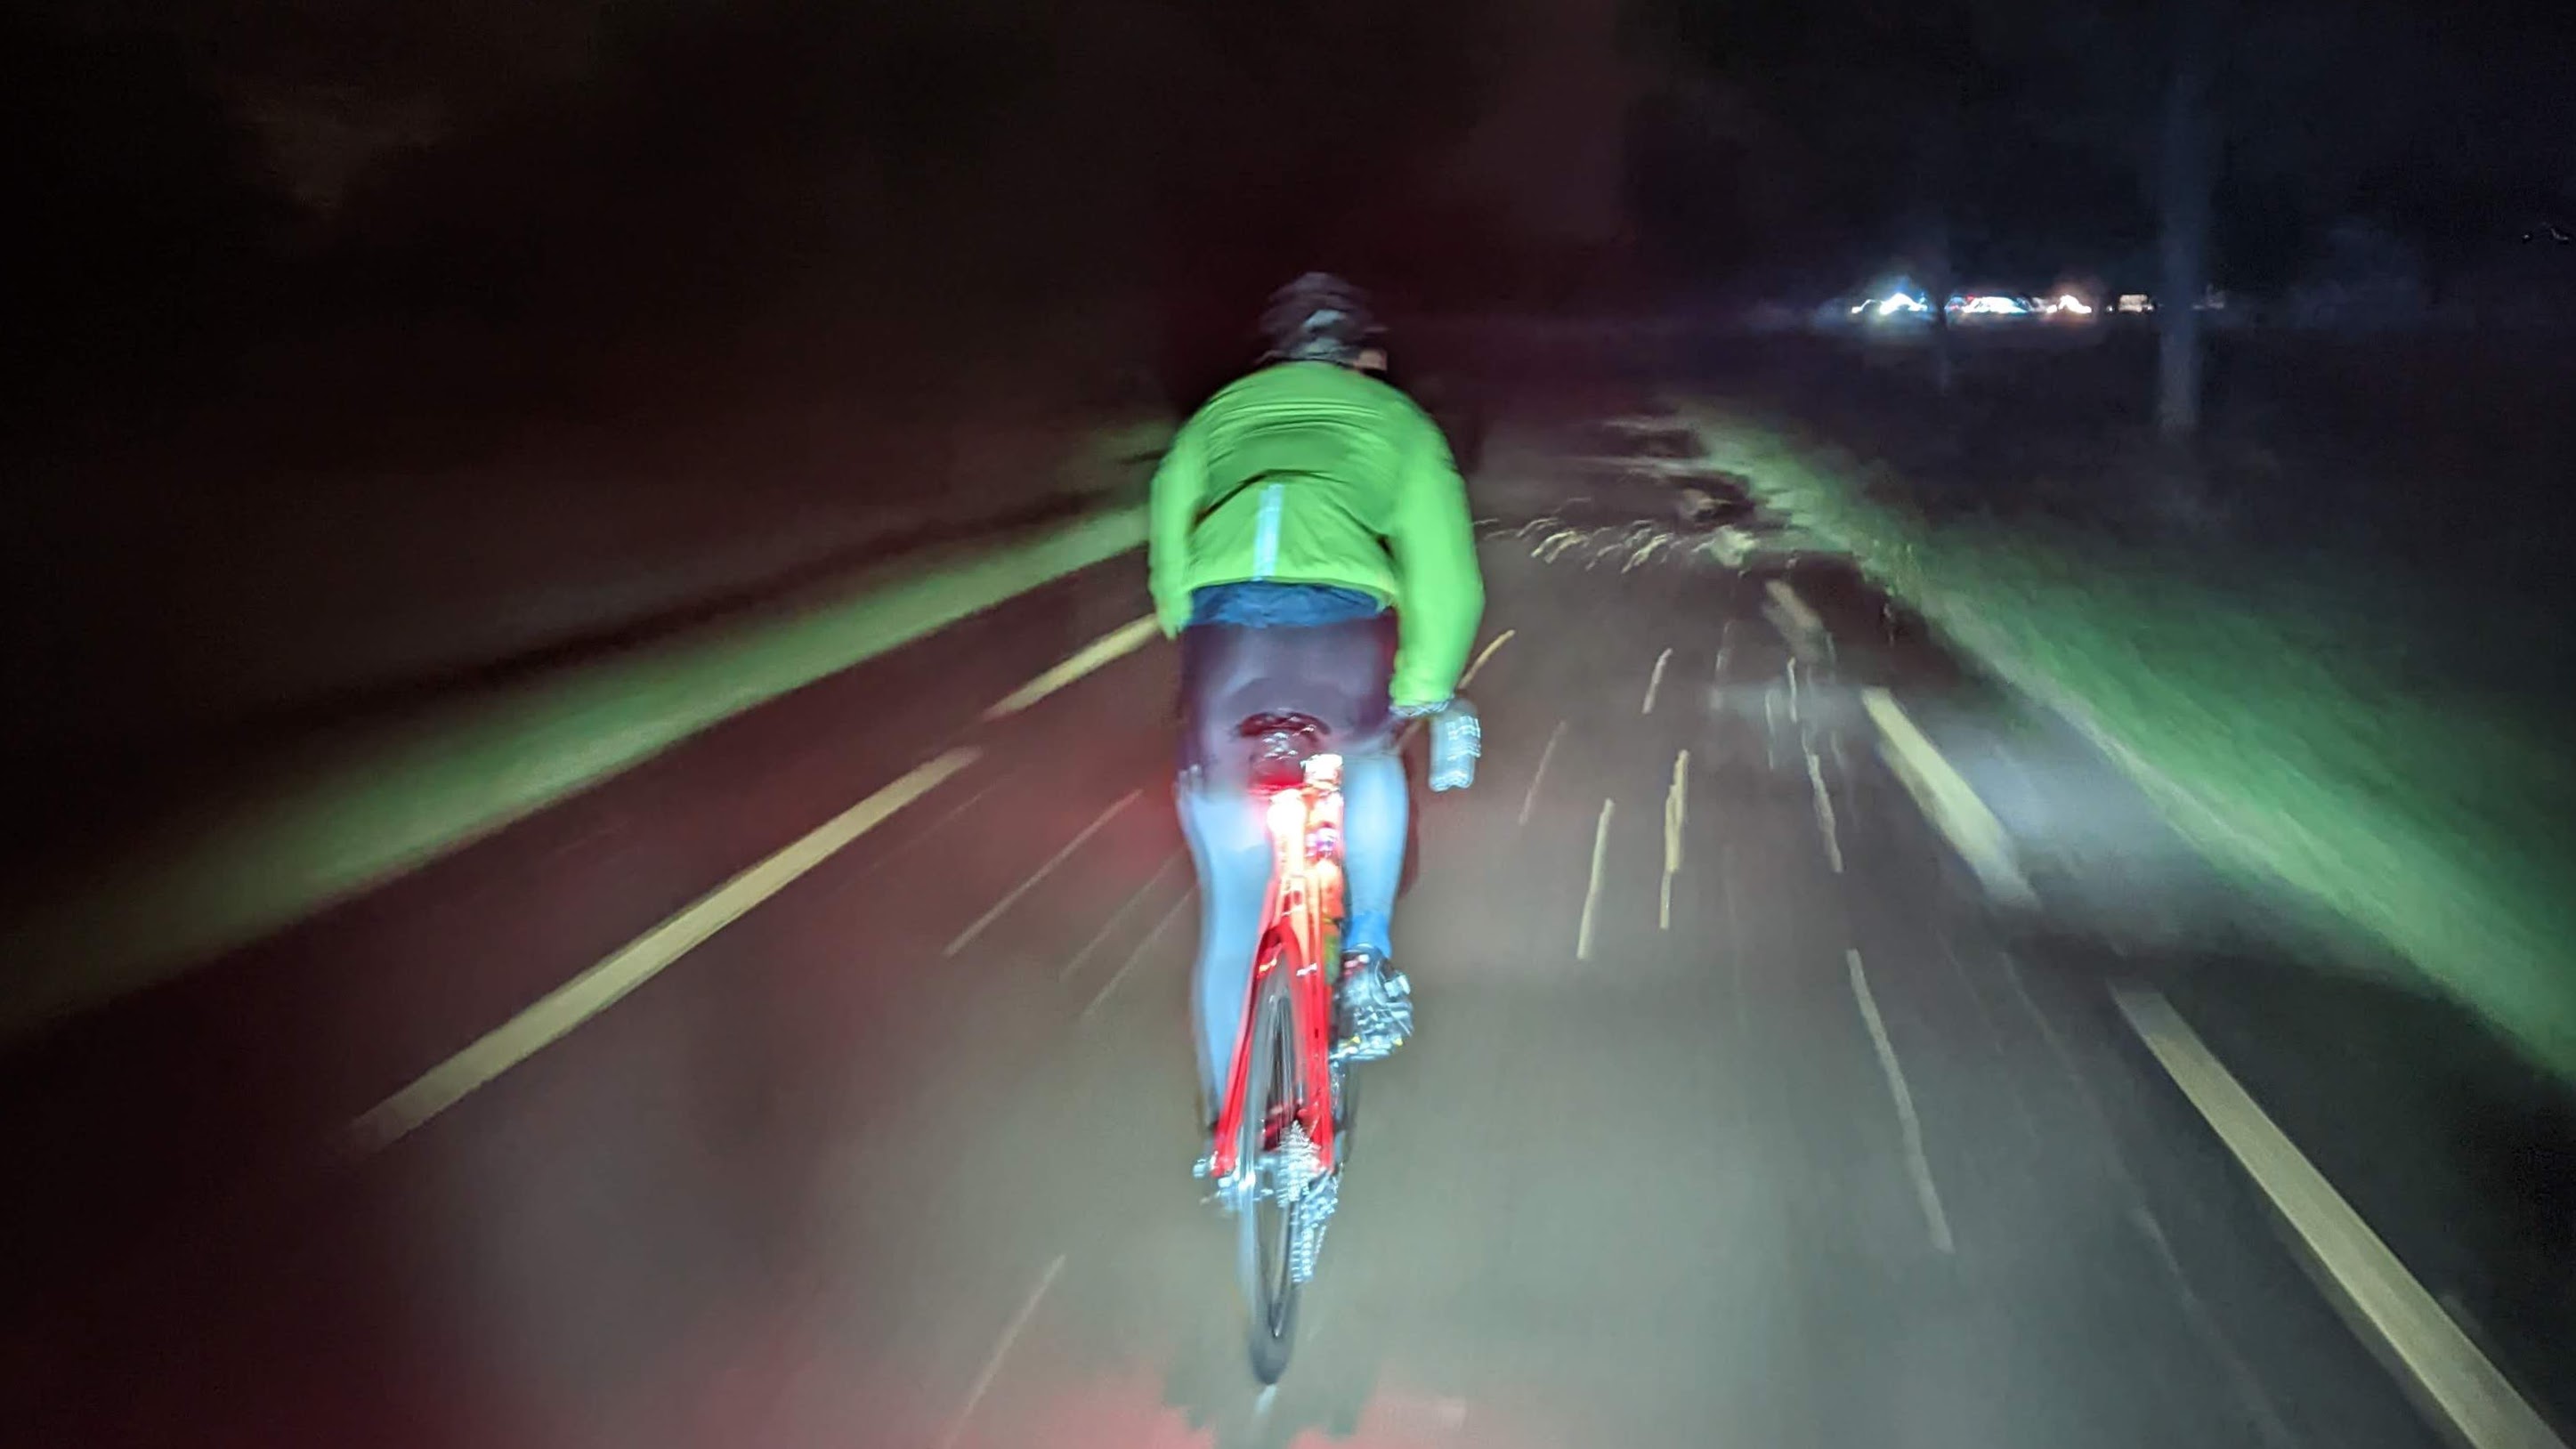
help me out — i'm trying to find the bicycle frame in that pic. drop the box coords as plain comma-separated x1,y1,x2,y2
1207,752,1347,1186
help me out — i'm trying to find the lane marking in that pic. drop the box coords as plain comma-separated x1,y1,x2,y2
1059,853,1181,982
934,1253,1067,1449
1081,888,1193,1018
1847,949,1955,1253
1623,532,1677,573
1576,798,1615,961
7,511,1151,1044
1860,687,2035,905
982,617,1161,720
894,773,1009,859
1763,579,1827,660
1991,946,2289,1439
1660,751,1689,930
1642,647,1673,714
1567,454,1723,479
1765,578,1823,635
1603,414,1683,433
344,749,979,1154
2131,1203,2301,1449
1519,720,1567,827
944,789,1141,956
2115,987,2565,1449
1786,657,1801,721
1457,628,1518,691
1805,745,1843,874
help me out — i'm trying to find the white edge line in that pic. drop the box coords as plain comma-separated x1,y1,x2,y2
343,748,980,1155
1765,578,1824,639
1860,686,2035,906
1847,949,1955,1253
934,1253,1068,1449
2115,986,2564,1449
983,617,1161,720
944,789,1142,956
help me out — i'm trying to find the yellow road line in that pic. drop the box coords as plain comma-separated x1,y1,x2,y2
1643,647,1673,714
1577,798,1615,961
1661,751,1689,930
982,616,1161,720
343,748,979,1154
944,789,1141,956
1860,687,2035,906
1458,628,1518,691
2115,987,2564,1449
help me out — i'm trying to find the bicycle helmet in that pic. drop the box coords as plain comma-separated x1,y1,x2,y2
1259,271,1384,366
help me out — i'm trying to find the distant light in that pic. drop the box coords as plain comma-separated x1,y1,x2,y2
1961,295,2027,315
2118,293,2153,313
1875,292,1927,317
2054,294,2094,315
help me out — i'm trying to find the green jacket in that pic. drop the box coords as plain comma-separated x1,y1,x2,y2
1148,361,1485,708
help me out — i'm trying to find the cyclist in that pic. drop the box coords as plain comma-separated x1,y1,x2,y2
1149,272,1486,1139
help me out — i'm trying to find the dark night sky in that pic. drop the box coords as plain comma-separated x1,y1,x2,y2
9,0,2573,397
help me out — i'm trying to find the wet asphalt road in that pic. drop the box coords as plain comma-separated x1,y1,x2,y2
3,391,2450,1447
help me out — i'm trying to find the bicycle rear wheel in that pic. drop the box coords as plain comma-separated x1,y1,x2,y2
1235,967,1300,1382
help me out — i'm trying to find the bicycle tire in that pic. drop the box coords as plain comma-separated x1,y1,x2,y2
1235,965,1300,1383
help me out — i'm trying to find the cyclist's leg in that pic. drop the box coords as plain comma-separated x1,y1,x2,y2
1175,764,1269,1123
1178,620,1284,1125
1338,744,1405,959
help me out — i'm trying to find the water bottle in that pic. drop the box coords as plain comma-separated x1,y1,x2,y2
1428,699,1481,793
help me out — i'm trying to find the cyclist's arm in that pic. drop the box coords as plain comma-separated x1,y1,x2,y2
1384,412,1485,709
1147,415,1209,637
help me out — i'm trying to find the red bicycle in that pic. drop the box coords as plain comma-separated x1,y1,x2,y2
1200,711,1357,1383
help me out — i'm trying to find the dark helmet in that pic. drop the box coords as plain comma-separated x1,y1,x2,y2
1259,271,1384,365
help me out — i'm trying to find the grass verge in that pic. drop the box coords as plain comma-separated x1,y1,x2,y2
1678,400,2576,1081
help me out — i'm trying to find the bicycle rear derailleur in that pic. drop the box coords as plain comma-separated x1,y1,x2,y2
1202,1122,1341,1283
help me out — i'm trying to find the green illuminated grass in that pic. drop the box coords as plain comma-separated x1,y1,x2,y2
1680,401,2576,1079
0,506,1151,1045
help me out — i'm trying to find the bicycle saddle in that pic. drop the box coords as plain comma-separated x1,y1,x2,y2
1238,712,1329,788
